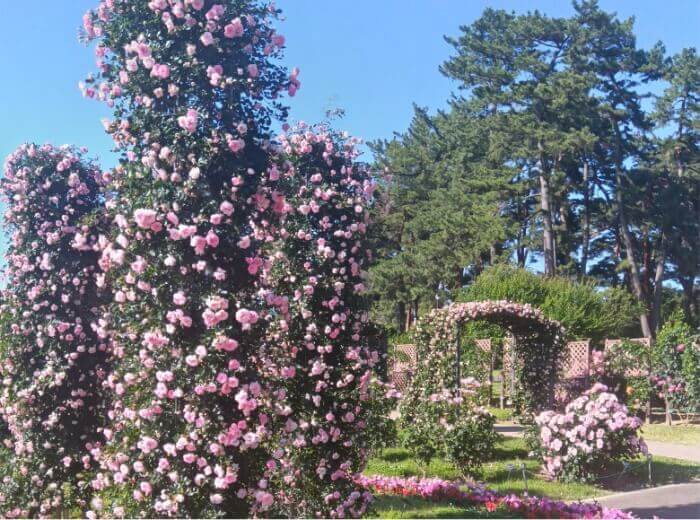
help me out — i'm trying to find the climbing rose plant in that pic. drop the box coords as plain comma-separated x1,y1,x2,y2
402,301,566,420
0,144,108,516
399,301,564,478
75,0,380,517
535,383,648,483
651,314,698,419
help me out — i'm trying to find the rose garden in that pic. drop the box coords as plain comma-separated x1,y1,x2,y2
0,1,698,518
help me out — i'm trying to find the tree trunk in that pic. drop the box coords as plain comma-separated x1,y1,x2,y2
650,235,666,334
539,172,556,276
397,301,406,333
490,244,498,266
611,122,653,338
616,183,653,338
581,161,591,277
517,224,528,268
680,278,697,323
615,181,652,338
405,304,413,332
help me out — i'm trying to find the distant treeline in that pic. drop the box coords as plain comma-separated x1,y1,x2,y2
368,1,699,337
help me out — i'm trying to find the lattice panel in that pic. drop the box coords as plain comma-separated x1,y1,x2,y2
394,343,417,364
389,344,418,393
604,338,651,377
475,339,492,353
560,340,591,379
389,370,413,393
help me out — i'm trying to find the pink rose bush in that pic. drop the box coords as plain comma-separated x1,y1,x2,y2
358,475,634,519
0,0,389,518
535,383,648,482
77,0,380,517
400,378,497,476
0,144,108,516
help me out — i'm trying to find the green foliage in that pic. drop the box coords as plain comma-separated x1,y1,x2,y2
443,414,498,478
364,382,400,455
594,340,653,413
653,313,698,413
653,312,694,373
369,1,700,336
402,421,440,468
681,342,700,412
459,266,640,342
399,378,497,476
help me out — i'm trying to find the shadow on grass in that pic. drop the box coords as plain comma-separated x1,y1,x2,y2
491,437,529,461
379,448,413,463
370,495,516,519
605,457,700,492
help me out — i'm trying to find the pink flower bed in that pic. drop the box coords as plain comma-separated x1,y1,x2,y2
358,475,634,518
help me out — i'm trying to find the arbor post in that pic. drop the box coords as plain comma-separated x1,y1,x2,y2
455,326,461,391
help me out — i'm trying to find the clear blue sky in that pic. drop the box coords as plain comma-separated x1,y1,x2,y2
1,0,698,169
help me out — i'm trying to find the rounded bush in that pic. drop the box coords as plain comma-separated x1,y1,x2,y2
535,383,648,483
401,378,496,476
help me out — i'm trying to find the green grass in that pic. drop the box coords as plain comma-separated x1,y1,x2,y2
369,495,516,519
367,436,700,517
640,423,700,445
490,370,503,399
366,438,600,501
488,407,514,422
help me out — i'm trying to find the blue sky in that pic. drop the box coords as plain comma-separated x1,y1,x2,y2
0,0,698,169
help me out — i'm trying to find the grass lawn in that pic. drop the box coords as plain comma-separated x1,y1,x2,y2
487,407,514,422
367,436,700,518
369,495,516,519
641,423,700,445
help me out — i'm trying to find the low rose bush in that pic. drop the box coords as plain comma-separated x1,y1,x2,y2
535,383,648,482
400,378,497,476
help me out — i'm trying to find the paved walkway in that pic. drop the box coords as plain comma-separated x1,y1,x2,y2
495,423,700,463
592,483,700,519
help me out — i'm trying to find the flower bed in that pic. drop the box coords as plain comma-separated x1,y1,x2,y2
358,475,634,518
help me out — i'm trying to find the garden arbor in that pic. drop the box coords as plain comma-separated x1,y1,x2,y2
402,301,567,416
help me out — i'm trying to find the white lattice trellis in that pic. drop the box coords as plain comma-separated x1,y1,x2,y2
389,344,418,392
560,340,591,379
475,339,492,353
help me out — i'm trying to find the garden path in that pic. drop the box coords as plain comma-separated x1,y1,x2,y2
591,482,700,519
